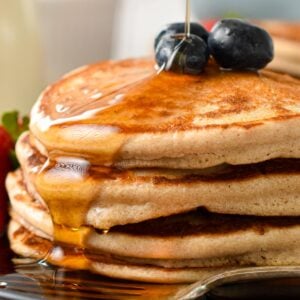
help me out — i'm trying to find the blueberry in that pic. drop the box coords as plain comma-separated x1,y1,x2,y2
208,19,274,70
154,22,209,49
155,34,209,75
155,34,181,68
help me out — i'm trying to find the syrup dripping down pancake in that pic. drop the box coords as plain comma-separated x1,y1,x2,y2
15,132,300,230
7,169,300,266
8,56,300,284
30,58,300,170
8,219,234,283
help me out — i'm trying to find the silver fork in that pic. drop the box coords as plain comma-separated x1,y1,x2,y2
175,266,300,299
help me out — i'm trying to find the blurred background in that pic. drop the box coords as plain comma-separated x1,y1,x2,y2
1,0,300,114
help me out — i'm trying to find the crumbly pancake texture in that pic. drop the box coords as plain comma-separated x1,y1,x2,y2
16,132,300,229
30,58,300,169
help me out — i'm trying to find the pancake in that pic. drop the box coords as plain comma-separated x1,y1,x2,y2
7,169,300,267
30,58,300,170
15,132,300,230
9,211,300,284
257,21,300,76
9,219,233,283
8,56,300,284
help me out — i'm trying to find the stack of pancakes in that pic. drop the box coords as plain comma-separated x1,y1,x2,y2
7,58,300,283
258,20,300,77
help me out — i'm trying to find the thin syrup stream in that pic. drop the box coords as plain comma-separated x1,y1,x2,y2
185,0,191,38
166,0,191,72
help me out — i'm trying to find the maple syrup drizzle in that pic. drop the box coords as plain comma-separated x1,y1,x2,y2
41,244,90,270
165,0,193,72
36,157,91,228
34,154,115,260
32,69,156,132
34,0,196,266
185,0,191,38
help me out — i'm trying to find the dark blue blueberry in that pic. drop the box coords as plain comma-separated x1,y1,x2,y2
208,19,274,70
155,34,181,68
155,34,209,75
154,22,209,49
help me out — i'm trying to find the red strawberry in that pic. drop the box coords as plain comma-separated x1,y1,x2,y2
202,19,218,32
0,126,13,234
0,111,29,236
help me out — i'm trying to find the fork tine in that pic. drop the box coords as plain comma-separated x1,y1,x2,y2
2,284,143,300
5,258,187,299
2,280,143,297
16,267,146,291
0,272,180,300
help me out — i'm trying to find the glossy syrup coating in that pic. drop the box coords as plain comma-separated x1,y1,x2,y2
29,58,300,168
31,58,299,133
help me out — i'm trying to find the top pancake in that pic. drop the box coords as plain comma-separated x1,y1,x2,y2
30,58,300,169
